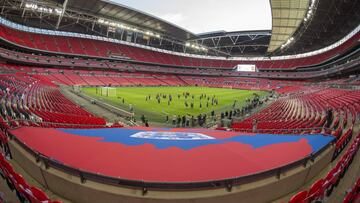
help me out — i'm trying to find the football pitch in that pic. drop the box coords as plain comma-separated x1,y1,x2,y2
81,86,268,125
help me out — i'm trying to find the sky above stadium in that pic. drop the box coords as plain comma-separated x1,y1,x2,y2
112,0,272,34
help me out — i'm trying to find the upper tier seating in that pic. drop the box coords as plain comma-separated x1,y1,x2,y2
0,24,359,69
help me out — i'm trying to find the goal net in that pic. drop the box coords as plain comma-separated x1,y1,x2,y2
98,87,117,97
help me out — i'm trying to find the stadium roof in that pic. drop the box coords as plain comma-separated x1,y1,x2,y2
66,0,195,40
189,30,271,56
268,0,309,52
0,0,359,57
271,0,360,55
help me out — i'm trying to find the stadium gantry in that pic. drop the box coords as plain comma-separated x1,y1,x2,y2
0,0,359,202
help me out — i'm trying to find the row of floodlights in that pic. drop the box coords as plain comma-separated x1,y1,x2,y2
23,3,208,52
98,19,208,52
304,0,317,22
280,37,294,49
185,42,208,51
25,3,62,15
98,18,161,38
280,0,317,50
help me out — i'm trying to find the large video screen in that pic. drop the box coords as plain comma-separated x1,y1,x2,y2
236,64,258,72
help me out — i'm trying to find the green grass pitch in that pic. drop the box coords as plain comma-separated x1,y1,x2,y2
81,86,268,125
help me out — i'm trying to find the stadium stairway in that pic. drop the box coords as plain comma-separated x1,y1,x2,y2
175,75,191,86
342,176,360,202
0,174,19,202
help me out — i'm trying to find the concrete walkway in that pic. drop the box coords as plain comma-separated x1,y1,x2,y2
0,176,19,203
60,86,130,125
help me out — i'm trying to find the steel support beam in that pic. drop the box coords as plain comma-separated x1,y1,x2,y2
56,0,68,29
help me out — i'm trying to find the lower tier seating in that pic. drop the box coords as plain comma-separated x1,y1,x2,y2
289,132,360,203
343,176,360,203
0,73,106,128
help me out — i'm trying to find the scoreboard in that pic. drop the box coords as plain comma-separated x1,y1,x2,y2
236,64,258,72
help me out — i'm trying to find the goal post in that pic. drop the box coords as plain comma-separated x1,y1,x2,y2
100,87,117,97
73,85,81,93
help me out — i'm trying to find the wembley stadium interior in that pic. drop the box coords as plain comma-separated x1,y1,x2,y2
0,0,359,202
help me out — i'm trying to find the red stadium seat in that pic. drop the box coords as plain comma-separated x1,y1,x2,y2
323,166,341,196
306,179,325,202
25,186,51,203
289,190,308,203
10,172,31,202
343,178,360,203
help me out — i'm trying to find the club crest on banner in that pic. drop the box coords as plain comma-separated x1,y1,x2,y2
131,131,215,140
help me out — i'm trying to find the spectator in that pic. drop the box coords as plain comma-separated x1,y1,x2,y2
252,119,258,133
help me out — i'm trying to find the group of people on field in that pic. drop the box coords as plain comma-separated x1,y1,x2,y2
144,92,219,109
168,113,209,127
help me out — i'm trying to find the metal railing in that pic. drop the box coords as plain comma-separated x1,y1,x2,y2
234,126,333,134
11,119,108,128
